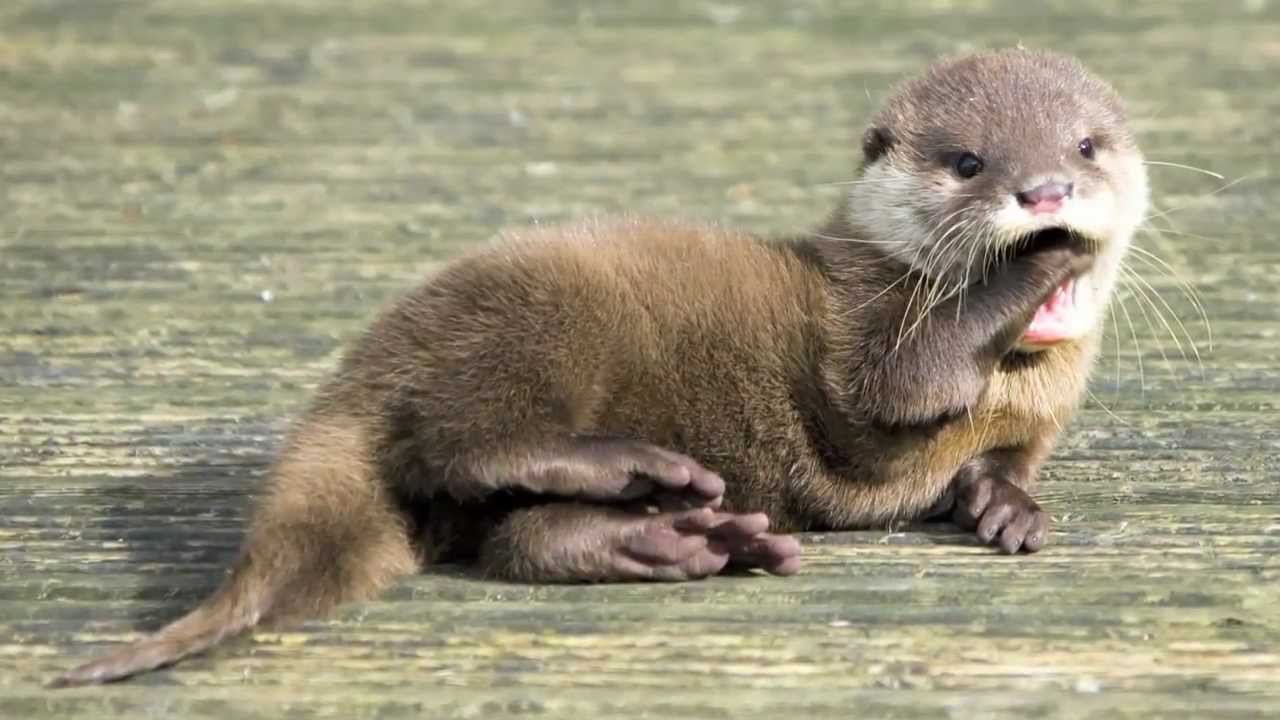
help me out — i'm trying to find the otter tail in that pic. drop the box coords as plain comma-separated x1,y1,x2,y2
49,416,419,688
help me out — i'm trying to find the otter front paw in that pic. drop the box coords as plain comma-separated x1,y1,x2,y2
951,472,1049,554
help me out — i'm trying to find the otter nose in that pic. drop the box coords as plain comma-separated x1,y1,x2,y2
1015,181,1073,214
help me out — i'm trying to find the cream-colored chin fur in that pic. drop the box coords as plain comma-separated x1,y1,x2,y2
845,161,940,269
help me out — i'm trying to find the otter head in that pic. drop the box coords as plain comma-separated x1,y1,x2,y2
848,48,1149,352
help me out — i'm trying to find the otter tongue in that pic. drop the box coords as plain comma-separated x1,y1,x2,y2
1022,277,1084,345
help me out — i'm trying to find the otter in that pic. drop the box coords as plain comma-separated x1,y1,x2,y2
51,47,1148,687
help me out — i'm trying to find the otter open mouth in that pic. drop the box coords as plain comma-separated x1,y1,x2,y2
1015,227,1095,348
1012,226,1088,256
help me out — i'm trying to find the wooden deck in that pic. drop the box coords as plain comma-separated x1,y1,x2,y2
1,1,1276,717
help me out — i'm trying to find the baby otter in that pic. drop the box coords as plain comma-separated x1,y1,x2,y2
52,47,1148,686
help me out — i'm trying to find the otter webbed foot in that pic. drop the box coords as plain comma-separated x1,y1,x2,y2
479,504,802,582
446,436,727,509
946,460,1049,554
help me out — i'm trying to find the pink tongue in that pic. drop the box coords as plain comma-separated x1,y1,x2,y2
1022,277,1078,345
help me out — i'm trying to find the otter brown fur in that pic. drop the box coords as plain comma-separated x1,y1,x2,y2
52,47,1148,687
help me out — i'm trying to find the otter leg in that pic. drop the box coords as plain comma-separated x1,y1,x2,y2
478,503,803,582
943,447,1050,554
867,239,1094,426
444,436,726,509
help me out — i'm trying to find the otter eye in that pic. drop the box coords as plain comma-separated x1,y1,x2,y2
1078,137,1095,160
953,152,983,179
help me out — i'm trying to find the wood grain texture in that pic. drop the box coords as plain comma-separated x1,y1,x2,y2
1,1,1276,717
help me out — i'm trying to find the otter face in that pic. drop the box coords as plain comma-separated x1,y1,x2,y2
848,49,1149,351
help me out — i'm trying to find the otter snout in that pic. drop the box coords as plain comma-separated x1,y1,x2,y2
1015,180,1073,215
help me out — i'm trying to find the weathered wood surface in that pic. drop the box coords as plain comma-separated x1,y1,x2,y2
1,1,1276,717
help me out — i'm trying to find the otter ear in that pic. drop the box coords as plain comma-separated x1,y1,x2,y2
861,126,895,163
